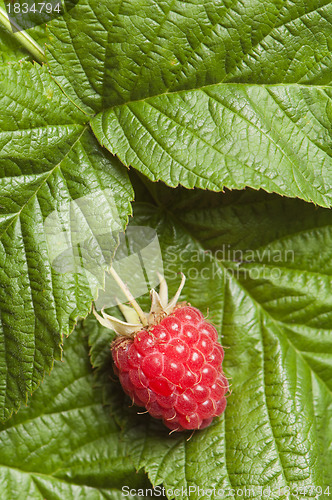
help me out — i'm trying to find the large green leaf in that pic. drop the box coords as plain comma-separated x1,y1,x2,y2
88,188,332,499
0,328,153,500
91,84,332,205
1,0,331,419
0,63,133,421
43,0,332,205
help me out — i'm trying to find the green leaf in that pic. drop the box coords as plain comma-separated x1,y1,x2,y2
0,328,153,500
0,63,133,422
91,84,332,205
88,190,332,499
44,0,332,206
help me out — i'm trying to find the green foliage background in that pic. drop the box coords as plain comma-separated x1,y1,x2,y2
0,0,331,498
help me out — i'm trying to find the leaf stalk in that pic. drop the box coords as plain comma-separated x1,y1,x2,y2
0,7,46,64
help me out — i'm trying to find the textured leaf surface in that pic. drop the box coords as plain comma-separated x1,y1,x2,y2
88,188,332,499
0,63,133,421
44,0,332,205
0,329,152,500
92,84,332,205
46,0,332,108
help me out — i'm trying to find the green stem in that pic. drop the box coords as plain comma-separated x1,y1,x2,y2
0,6,46,63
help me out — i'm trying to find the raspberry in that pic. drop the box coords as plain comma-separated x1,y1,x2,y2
94,272,228,432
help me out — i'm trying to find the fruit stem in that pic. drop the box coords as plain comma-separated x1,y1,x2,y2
109,267,148,327
0,7,46,64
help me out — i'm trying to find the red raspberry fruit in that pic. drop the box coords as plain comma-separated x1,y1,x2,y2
94,273,228,432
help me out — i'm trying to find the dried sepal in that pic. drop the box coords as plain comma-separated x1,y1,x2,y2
94,273,186,337
93,306,141,337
